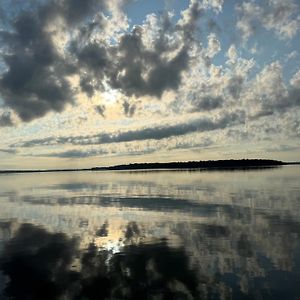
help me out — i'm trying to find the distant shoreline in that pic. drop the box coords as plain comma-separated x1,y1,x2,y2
1,159,299,174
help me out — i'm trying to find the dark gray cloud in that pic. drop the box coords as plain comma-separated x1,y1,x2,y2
72,3,203,99
279,88,300,110
0,148,17,154
0,0,110,122
0,5,74,121
0,0,204,122
252,87,300,119
26,147,157,158
102,26,190,98
177,0,204,41
16,137,56,148
71,41,109,97
227,76,244,99
14,111,245,148
57,0,106,25
122,100,136,117
248,62,300,120
261,89,300,115
34,149,108,158
95,104,106,117
191,96,223,111
0,111,14,127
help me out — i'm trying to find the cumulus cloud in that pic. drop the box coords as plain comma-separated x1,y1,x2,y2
99,2,206,99
290,69,300,87
206,33,221,58
236,0,300,42
173,44,255,114
263,0,300,40
247,62,300,118
107,28,190,98
203,0,224,13
235,1,262,42
0,0,298,163
0,3,75,122
0,0,217,122
227,75,244,99
0,0,126,122
226,45,238,65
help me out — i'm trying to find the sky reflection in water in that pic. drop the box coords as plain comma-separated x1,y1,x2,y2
0,167,300,299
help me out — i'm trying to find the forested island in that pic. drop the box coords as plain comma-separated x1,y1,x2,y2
92,159,289,171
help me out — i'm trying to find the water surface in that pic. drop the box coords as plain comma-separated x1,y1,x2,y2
0,166,299,299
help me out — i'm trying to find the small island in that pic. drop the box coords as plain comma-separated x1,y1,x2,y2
92,159,290,171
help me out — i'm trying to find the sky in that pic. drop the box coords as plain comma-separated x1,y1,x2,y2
0,0,299,169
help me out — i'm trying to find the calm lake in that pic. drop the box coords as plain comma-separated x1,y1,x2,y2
0,166,299,299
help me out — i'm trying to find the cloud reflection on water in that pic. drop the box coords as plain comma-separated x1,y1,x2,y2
0,167,300,299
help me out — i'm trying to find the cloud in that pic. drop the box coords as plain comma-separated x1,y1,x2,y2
0,0,124,122
94,104,106,117
64,0,211,100
190,96,223,111
0,5,74,122
34,149,108,158
203,0,224,13
14,111,245,148
266,144,300,153
71,41,109,97
0,0,219,122
235,1,262,42
290,69,300,87
0,148,16,154
262,0,300,40
0,111,14,127
206,33,221,58
0,222,205,300
227,76,244,99
226,45,238,64
247,62,300,118
236,0,300,42
169,137,214,151
122,100,136,117
57,0,107,25
104,19,191,98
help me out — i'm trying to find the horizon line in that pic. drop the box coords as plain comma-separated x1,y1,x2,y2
1,159,300,174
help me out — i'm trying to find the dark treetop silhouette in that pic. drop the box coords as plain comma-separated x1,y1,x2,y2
91,159,286,171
